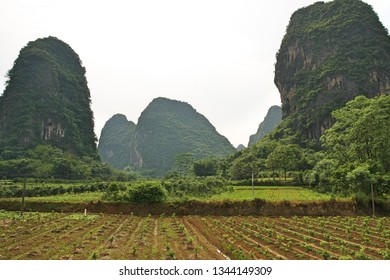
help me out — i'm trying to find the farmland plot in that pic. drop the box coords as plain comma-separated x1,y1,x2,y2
208,186,335,202
0,211,389,260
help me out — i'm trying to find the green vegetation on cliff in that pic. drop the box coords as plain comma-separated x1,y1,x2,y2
248,105,282,147
274,0,390,146
129,97,236,176
98,114,136,169
0,36,97,158
0,37,121,179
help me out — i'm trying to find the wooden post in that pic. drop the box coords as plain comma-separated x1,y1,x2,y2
251,172,254,198
20,176,27,217
371,180,375,217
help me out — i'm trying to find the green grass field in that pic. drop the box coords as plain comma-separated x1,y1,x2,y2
0,192,103,203
0,185,347,203
207,186,339,202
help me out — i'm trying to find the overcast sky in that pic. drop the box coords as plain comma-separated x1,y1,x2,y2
1,0,389,147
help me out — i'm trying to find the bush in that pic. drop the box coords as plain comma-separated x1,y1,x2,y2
102,182,126,201
0,181,108,198
162,176,229,199
126,182,166,203
353,192,370,209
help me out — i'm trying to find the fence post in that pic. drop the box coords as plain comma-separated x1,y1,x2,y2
251,172,254,198
371,180,375,217
20,176,27,217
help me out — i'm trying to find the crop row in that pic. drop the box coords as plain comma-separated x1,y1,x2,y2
0,212,388,260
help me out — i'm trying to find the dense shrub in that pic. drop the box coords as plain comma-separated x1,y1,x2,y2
0,145,133,180
102,182,126,201
126,182,166,203
162,176,229,199
0,182,108,198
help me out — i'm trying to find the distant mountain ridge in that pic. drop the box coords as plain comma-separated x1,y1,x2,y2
98,97,236,176
248,105,282,147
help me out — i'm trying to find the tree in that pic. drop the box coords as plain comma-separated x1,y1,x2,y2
175,153,194,177
193,158,217,177
346,164,373,195
266,144,302,180
320,95,390,195
323,95,390,169
229,153,265,180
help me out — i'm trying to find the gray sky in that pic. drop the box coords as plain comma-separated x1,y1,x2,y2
1,0,389,147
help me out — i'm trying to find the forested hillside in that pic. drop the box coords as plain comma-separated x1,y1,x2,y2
248,105,282,147
98,114,136,169
99,97,236,176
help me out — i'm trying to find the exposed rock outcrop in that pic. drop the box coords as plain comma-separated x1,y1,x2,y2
274,0,390,145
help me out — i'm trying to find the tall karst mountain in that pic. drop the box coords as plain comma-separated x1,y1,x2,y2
99,97,235,176
131,97,235,175
274,0,390,146
0,36,97,157
248,105,282,147
98,114,136,169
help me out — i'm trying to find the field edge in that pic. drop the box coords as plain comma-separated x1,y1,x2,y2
1,199,389,216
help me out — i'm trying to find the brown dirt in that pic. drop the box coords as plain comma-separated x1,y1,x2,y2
1,214,389,260
1,199,384,216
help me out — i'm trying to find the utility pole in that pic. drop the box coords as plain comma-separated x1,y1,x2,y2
20,176,27,217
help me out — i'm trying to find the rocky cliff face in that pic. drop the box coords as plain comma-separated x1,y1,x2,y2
0,37,97,157
104,97,236,176
98,114,136,169
248,105,282,147
274,0,390,144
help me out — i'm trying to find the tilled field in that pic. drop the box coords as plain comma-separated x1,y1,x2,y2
0,212,389,260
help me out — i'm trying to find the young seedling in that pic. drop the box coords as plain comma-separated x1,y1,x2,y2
131,246,137,256
194,246,200,259
90,252,98,260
